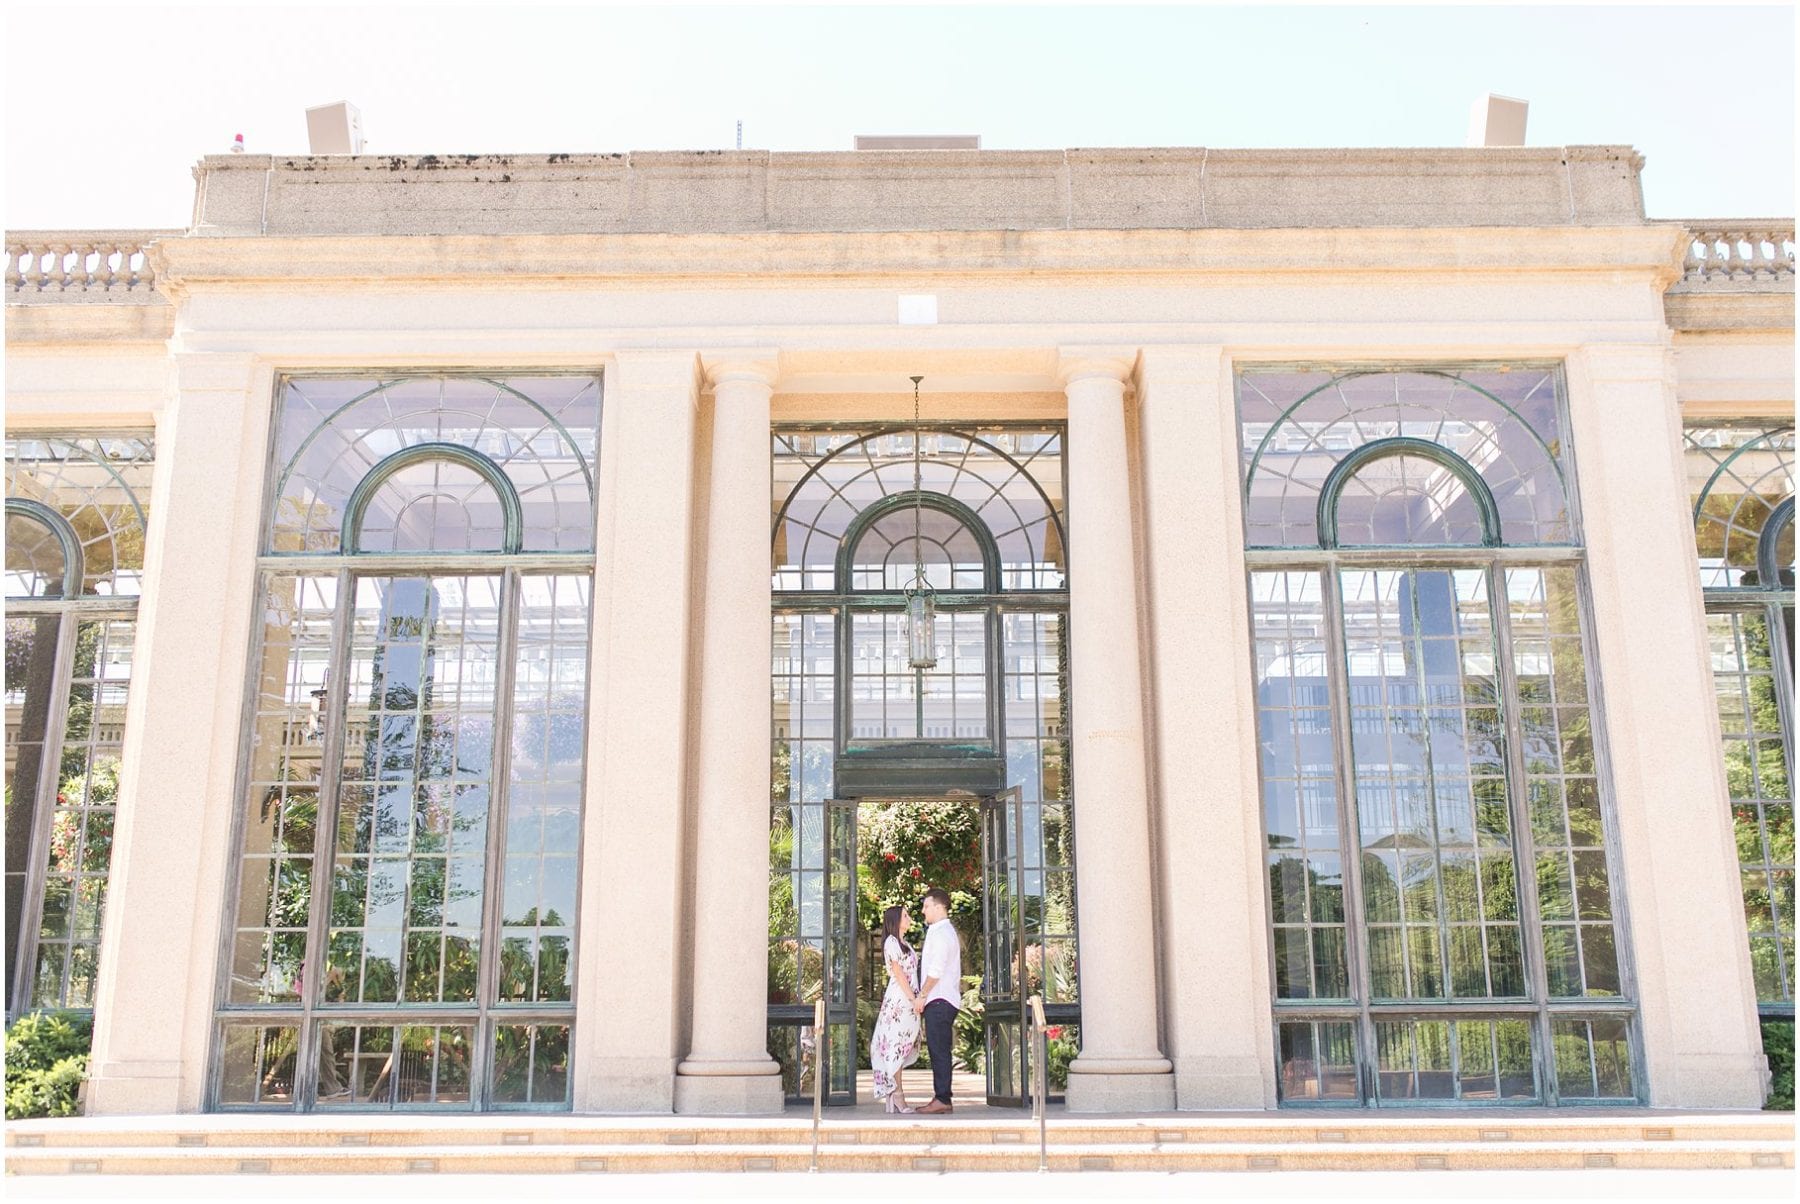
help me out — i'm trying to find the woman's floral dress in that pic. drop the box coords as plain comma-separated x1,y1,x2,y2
869,935,921,1101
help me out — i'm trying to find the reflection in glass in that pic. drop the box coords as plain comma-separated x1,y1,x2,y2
1239,368,1571,549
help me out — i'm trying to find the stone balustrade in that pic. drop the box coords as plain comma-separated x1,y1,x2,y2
1675,223,1795,289
5,231,175,301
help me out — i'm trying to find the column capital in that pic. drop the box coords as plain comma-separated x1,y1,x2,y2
1057,349,1137,391
700,352,781,393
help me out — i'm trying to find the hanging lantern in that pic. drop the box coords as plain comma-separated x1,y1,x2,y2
903,373,939,671
906,581,938,670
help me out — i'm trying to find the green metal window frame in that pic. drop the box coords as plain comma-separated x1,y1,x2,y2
1240,364,1642,1108
210,373,601,1112
5,498,85,600
1315,437,1503,550
339,441,526,555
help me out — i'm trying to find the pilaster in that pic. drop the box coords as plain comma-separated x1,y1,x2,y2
1135,346,1277,1109
86,352,273,1114
574,351,703,1111
1567,341,1767,1108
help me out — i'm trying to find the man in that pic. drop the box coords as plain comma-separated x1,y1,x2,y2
912,886,962,1114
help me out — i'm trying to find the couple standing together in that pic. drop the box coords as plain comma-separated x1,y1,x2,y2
868,886,961,1114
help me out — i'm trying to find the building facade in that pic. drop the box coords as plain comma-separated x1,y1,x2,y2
3,146,1791,1117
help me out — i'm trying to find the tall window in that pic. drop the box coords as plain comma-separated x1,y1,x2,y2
1240,366,1639,1106
1684,423,1794,1014
4,434,153,1019
212,376,600,1111
766,426,1078,1096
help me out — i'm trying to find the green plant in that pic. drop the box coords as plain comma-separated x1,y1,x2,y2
5,1012,92,1119
953,976,985,1072
1043,1025,1079,1091
1763,1019,1794,1111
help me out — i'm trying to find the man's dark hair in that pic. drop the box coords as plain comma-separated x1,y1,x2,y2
923,887,952,910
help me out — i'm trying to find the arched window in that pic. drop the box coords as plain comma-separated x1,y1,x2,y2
4,433,154,1018
1240,367,1571,549
766,423,1078,1103
1685,423,1794,1017
213,375,600,1113
342,443,524,554
842,493,998,592
1240,365,1638,1107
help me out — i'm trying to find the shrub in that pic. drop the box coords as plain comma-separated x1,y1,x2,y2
5,1012,91,1120
1763,1019,1794,1111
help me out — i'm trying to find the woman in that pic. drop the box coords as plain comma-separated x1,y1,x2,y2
869,904,923,1113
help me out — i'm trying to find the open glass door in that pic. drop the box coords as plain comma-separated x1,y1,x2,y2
981,786,1028,1107
821,798,858,1105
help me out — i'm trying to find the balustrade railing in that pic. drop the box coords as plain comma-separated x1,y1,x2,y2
5,232,173,299
1676,223,1795,288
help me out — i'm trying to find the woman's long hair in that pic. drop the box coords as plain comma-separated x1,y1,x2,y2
880,905,910,952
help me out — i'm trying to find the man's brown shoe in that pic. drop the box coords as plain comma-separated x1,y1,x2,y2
917,1099,953,1114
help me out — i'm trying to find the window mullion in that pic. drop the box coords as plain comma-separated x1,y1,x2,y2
1487,561,1557,1104
9,612,79,1019
1321,568,1377,1103
474,567,525,1109
293,568,358,1111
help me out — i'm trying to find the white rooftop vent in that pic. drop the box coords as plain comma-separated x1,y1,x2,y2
854,134,981,150
1466,94,1528,148
306,101,365,155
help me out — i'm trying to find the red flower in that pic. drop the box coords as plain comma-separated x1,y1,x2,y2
883,852,897,863
1045,1026,1064,1040
56,793,68,804
910,867,921,878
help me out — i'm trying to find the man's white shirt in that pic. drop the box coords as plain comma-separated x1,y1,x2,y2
919,917,963,1009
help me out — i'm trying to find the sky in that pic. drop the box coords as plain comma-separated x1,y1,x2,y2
4,2,1794,229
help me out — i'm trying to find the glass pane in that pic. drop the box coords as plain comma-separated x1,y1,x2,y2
773,427,1064,591
28,619,135,1010
328,577,503,1006
270,376,600,555
1276,1020,1358,1102
1707,610,1796,1004
1508,568,1627,1000
1552,1016,1637,1101
222,576,336,1004
216,1024,299,1107
1343,569,1524,1002
4,614,62,1014
497,575,589,1004
849,503,988,591
849,611,988,742
1685,425,1795,588
1335,453,1490,546
1252,572,1347,1002
6,512,69,598
356,459,510,553
4,433,155,597
1238,368,1571,548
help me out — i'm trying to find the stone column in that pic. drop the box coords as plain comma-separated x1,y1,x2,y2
87,353,274,1114
574,351,702,1112
1059,353,1176,1112
1567,342,1766,1108
674,356,784,1115
1135,347,1277,1110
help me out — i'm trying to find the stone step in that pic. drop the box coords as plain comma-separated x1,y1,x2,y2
5,1139,1792,1176
8,1113,1790,1150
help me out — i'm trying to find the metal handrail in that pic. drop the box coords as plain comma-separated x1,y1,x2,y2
810,997,825,1173
1028,993,1048,1173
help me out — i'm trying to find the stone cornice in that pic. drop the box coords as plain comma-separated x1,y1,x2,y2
145,225,1692,292
186,147,1651,236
